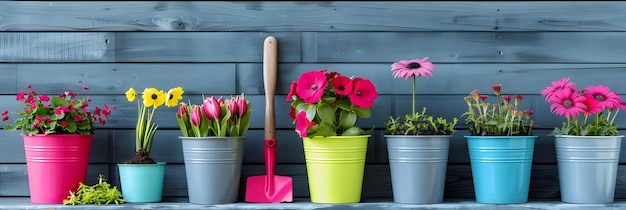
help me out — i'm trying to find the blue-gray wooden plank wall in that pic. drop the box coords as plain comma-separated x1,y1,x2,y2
1,1,626,200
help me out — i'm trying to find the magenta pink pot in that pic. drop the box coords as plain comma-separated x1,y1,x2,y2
22,134,93,204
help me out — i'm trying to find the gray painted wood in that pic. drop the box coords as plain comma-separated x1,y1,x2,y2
0,33,113,62
3,32,626,63
114,32,300,62
0,65,16,94
1,2,626,32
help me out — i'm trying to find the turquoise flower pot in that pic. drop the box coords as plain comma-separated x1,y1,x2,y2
466,136,536,204
118,162,166,203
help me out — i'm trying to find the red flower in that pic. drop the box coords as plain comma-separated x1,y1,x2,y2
296,71,328,104
332,75,353,96
295,111,316,138
349,78,378,109
286,82,298,102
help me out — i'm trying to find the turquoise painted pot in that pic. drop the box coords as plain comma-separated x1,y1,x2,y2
118,162,166,203
466,136,536,204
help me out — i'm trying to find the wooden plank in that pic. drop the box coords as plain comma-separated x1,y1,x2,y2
2,2,626,32
0,65,16,94
0,33,114,62
495,32,626,63
310,32,626,63
237,62,626,94
15,64,236,95
307,32,496,63
114,32,300,62
0,164,110,196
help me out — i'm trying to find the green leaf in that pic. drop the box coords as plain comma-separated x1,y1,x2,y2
353,107,371,118
339,110,357,129
341,127,363,136
317,103,336,125
315,123,337,136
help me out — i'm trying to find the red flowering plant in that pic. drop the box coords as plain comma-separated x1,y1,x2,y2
287,70,379,138
385,57,458,135
462,84,535,136
2,84,115,135
541,77,626,136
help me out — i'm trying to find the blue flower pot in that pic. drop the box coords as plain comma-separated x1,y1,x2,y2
118,162,166,203
466,136,536,204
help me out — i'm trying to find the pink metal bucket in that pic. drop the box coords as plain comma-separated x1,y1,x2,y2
22,134,93,204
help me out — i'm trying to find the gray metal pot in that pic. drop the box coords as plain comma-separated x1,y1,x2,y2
385,135,451,204
180,136,244,204
555,135,623,204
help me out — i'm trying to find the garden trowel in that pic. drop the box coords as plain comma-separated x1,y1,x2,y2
244,36,293,203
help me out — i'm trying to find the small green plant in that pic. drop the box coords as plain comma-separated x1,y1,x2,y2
385,107,458,135
63,174,125,205
462,84,535,136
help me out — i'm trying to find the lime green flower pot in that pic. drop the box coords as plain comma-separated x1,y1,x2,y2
302,135,369,204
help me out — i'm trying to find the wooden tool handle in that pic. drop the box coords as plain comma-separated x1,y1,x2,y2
263,36,278,140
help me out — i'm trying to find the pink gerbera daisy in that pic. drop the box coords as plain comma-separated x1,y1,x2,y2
582,85,623,110
548,88,586,119
541,77,576,101
390,57,434,80
296,71,328,104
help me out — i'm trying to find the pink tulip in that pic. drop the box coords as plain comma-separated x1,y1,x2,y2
203,96,221,121
235,95,248,118
226,99,238,117
190,105,202,126
177,103,188,118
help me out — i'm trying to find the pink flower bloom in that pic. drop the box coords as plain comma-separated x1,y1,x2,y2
2,116,8,122
1,110,7,116
177,103,188,118
203,96,221,121
39,94,49,102
541,77,576,101
296,71,328,104
583,85,623,110
514,94,524,106
61,121,68,127
582,94,602,116
26,84,31,88
83,85,89,90
295,111,316,138
226,99,238,117
286,82,298,102
190,105,203,126
349,78,378,108
491,84,502,96
332,75,353,96
54,106,69,115
16,91,25,101
548,88,587,119
479,95,488,102
502,95,511,104
390,57,435,80
235,95,248,118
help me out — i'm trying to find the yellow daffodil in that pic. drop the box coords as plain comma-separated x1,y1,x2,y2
125,87,136,102
142,88,166,108
166,87,184,107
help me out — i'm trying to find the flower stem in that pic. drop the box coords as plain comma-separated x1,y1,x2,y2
412,75,416,115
